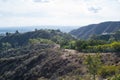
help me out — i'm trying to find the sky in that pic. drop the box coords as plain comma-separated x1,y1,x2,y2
0,0,120,28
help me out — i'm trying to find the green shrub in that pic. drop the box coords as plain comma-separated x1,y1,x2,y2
108,74,120,80
29,38,54,44
58,75,83,80
98,65,120,78
84,54,102,80
111,42,120,52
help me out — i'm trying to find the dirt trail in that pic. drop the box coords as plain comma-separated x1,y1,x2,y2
61,48,114,60
61,49,84,59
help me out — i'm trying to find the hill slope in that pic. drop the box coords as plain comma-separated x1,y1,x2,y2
70,21,120,39
0,29,74,48
0,29,120,80
0,43,119,80
0,43,86,80
91,30,120,41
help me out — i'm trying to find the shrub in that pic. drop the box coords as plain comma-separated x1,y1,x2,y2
84,53,102,80
98,65,120,78
111,42,120,52
58,75,83,80
108,74,120,80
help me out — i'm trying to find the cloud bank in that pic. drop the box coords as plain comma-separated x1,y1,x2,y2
0,0,120,27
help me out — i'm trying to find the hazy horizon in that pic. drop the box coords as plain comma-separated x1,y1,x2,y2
0,25,80,33
0,20,120,33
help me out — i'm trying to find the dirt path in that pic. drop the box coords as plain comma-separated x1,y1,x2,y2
61,48,114,60
61,49,84,59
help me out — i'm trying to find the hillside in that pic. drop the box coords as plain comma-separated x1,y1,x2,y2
0,29,120,80
70,21,120,39
0,43,120,80
91,30,120,41
0,29,74,48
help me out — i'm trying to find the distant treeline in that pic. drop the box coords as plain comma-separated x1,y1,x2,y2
0,29,74,52
62,40,120,53
61,30,120,53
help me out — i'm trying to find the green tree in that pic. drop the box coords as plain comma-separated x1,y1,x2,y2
111,41,120,52
109,74,120,80
84,53,102,80
29,39,40,44
29,38,54,45
75,40,88,51
69,41,76,49
2,42,12,51
99,65,120,78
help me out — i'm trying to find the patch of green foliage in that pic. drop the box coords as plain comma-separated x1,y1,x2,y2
62,39,120,53
91,30,120,41
61,30,120,53
0,42,12,52
0,29,74,50
29,38,54,44
108,74,120,80
58,75,83,80
84,53,102,80
98,65,120,78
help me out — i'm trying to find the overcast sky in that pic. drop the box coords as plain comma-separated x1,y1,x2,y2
0,0,120,27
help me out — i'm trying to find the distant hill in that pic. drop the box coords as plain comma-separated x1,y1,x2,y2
0,29,74,48
70,21,120,39
91,30,120,41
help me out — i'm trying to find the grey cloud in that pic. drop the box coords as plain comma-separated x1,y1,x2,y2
88,7,102,13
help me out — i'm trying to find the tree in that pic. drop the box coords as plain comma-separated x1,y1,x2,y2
2,42,12,51
75,40,88,51
35,28,38,31
29,39,40,44
6,32,11,36
69,41,76,49
15,30,19,34
111,41,120,52
84,53,102,80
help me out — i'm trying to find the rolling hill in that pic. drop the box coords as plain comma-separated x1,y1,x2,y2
0,29,120,80
0,43,119,80
0,29,74,48
70,21,120,39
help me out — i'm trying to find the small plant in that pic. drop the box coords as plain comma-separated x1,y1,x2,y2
58,75,83,80
99,65,120,79
108,74,120,80
84,53,102,80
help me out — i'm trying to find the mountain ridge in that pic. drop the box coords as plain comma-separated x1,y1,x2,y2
70,21,120,39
